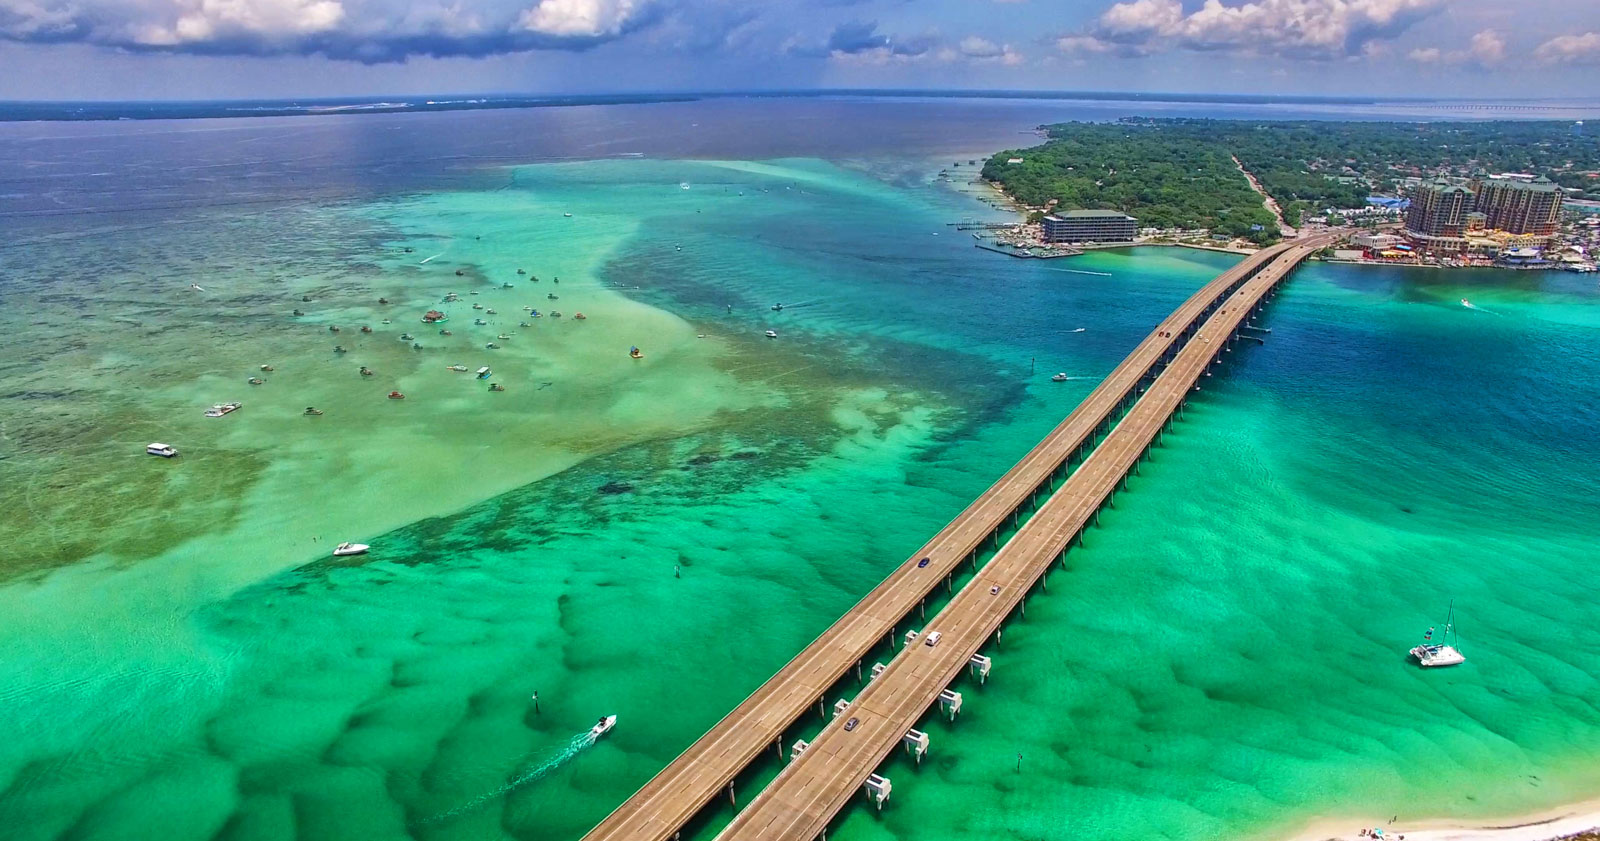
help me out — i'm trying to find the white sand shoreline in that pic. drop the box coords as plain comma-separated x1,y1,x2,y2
1284,799,1600,841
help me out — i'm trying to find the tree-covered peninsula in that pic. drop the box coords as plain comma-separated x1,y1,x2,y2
986,119,1600,240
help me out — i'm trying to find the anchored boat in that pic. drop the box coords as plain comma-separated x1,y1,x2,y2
204,402,242,418
1410,600,1466,668
332,542,369,557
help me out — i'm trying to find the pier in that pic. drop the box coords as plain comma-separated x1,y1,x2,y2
579,233,1340,841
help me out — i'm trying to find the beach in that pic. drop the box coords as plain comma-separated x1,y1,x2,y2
1289,800,1600,841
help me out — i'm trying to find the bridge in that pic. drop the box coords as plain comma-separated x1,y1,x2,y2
580,233,1341,841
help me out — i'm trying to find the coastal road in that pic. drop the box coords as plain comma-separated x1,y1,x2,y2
711,239,1331,841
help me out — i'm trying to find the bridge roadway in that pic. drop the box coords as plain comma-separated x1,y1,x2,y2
714,237,1334,841
579,238,1319,841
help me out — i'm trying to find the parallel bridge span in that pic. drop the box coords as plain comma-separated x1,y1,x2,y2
714,235,1338,840
580,233,1340,841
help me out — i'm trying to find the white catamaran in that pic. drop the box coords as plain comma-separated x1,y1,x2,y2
1410,600,1466,668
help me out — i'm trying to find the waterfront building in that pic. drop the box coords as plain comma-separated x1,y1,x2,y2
1352,232,1403,251
1404,180,1473,253
1472,176,1563,238
1042,209,1138,243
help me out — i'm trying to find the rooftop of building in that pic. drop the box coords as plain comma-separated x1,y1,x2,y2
1481,175,1561,193
1047,209,1137,220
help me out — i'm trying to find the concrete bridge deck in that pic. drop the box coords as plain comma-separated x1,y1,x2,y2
712,238,1333,841
580,236,1334,841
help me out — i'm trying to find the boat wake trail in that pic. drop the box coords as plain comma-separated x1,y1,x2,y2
1049,268,1113,277
419,253,443,265
422,730,595,825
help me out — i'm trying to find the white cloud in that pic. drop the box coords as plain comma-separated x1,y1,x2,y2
517,0,638,37
957,34,1021,63
1534,31,1600,64
1406,28,1506,67
1466,28,1505,64
133,0,346,44
1055,33,1113,53
1062,0,1447,59
0,0,660,59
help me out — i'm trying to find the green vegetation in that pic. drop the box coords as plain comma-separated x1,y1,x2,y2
985,119,1600,234
982,124,1280,243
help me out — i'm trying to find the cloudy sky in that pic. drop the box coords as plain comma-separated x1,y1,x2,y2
1,0,1596,100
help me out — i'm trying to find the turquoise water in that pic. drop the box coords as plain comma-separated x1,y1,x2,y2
1,146,1598,841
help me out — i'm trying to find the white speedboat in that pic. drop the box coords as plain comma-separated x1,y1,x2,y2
204,402,242,418
1410,600,1466,668
765,330,778,339
590,715,617,740
1051,373,1068,382
332,542,369,557
146,443,177,458
447,365,468,372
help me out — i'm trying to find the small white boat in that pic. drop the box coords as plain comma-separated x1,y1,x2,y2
332,542,369,557
477,366,492,379
146,443,177,458
765,330,778,339
447,365,468,372
1070,327,1086,333
1051,373,1068,382
1461,298,1471,308
590,715,617,740
563,212,573,218
204,402,242,418
1410,600,1466,668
